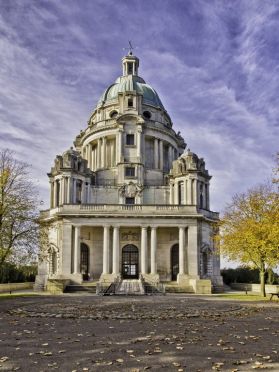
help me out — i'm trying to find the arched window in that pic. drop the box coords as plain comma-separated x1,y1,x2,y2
143,111,151,119
171,244,179,280
199,184,203,208
202,251,208,275
110,110,118,119
200,193,203,209
80,243,89,281
49,248,58,275
201,243,212,277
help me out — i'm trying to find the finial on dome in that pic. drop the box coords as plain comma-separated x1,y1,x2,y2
123,40,135,56
128,40,134,55
122,42,139,76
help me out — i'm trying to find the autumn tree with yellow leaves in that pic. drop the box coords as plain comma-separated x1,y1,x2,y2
0,149,40,268
219,182,279,297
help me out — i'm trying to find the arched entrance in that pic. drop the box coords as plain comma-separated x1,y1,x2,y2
171,244,179,281
122,244,139,279
80,243,89,281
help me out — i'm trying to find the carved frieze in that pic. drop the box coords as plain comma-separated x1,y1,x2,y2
121,231,140,241
118,182,143,198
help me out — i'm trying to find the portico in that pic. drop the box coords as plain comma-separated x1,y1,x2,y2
68,221,197,285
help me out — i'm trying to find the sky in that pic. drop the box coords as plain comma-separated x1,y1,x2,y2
0,0,278,216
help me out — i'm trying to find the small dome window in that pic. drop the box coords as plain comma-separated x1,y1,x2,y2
143,111,151,119
110,110,118,119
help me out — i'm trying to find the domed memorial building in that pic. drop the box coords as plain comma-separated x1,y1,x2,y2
35,52,223,294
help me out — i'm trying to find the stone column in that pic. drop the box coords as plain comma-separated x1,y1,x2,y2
174,181,179,204
111,139,115,166
87,144,92,169
136,128,142,159
53,180,57,207
50,182,54,208
150,226,157,275
169,183,174,204
102,225,110,274
117,129,123,163
97,138,102,169
73,178,77,204
101,137,106,168
168,145,172,169
73,226,80,274
188,225,198,276
179,226,185,275
184,179,187,205
67,177,71,203
61,224,73,275
206,183,210,210
186,178,191,204
60,178,65,205
172,147,175,161
159,140,163,170
112,226,120,275
192,179,197,206
94,146,97,170
81,180,86,204
154,138,159,169
87,182,91,203
141,226,148,274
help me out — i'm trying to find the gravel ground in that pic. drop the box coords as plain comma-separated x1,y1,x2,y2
0,294,278,371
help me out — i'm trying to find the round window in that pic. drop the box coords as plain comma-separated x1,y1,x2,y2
143,111,151,119
110,110,118,119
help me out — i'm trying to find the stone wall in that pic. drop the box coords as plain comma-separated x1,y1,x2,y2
230,283,279,293
0,282,34,293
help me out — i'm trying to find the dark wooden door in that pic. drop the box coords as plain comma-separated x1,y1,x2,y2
122,245,139,279
171,244,179,281
80,243,89,281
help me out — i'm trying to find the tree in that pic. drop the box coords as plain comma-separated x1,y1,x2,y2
219,183,279,297
0,149,40,268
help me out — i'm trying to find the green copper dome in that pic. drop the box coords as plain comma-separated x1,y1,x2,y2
97,74,165,109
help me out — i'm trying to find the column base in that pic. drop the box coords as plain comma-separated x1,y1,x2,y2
177,273,190,285
176,274,211,294
141,273,160,284
34,274,48,291
100,273,121,284
189,278,212,294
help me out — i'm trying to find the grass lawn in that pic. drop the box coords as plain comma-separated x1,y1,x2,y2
0,293,41,300
215,293,279,301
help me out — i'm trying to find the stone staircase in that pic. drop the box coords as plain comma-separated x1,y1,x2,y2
212,284,225,293
115,279,145,295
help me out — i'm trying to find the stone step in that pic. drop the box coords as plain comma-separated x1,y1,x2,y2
64,284,97,293
165,285,195,293
212,285,224,293
116,279,145,295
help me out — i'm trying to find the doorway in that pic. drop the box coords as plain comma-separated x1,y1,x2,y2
171,244,179,281
80,243,89,281
122,244,139,279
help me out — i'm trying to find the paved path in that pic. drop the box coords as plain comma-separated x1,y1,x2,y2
0,294,278,371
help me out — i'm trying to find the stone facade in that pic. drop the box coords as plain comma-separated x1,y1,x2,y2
35,52,223,293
